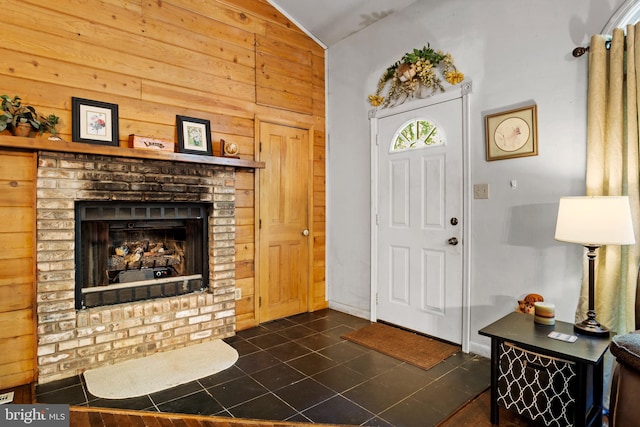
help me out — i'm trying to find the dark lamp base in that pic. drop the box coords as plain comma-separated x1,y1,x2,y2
574,320,610,337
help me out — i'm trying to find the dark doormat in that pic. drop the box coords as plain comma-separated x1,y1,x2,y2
342,322,461,371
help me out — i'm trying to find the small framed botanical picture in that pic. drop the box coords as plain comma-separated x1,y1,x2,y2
72,97,119,146
485,104,538,161
176,115,212,156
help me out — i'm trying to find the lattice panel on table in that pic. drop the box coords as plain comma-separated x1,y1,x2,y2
497,342,577,427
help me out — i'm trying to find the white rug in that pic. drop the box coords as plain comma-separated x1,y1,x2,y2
83,340,238,399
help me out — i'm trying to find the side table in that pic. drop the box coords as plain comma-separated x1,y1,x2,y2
479,312,610,427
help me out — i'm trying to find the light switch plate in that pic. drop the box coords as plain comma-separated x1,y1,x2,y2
474,183,489,199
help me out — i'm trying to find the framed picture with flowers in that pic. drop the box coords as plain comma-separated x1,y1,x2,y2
176,115,212,156
72,97,119,146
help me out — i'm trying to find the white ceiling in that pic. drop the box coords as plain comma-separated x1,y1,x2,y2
267,0,420,47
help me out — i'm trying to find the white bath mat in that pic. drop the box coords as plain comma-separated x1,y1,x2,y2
83,340,238,399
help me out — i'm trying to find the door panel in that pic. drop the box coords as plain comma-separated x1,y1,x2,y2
377,98,463,344
259,122,310,322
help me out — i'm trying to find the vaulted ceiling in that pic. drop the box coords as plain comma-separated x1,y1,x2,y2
267,0,420,47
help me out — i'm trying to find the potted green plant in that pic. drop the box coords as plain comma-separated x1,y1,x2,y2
0,95,14,135
0,95,59,137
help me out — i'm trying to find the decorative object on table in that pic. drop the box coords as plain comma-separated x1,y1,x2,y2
176,115,212,156
72,97,119,146
128,134,175,152
0,95,59,137
368,44,464,108
555,195,636,336
516,293,544,315
485,104,538,161
219,139,239,158
534,302,556,326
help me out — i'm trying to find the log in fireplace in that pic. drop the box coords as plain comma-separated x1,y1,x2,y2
75,201,209,309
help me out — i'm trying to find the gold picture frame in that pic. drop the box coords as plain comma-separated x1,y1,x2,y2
485,105,538,161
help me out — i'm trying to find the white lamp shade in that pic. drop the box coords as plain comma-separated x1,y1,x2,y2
555,196,636,246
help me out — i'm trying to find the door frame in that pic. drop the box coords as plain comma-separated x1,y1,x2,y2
254,115,315,323
369,82,473,352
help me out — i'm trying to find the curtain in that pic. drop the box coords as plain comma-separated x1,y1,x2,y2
585,25,640,336
585,25,640,405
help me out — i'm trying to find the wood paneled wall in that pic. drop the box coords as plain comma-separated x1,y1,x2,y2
0,151,36,389
2,0,326,331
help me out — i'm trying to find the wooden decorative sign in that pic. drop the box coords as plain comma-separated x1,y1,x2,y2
128,134,175,152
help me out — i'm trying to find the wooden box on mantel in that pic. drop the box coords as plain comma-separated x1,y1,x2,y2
128,134,175,152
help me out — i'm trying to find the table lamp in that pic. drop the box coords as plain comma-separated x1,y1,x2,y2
554,196,636,336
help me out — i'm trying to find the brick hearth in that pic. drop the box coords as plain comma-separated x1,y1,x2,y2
35,151,236,384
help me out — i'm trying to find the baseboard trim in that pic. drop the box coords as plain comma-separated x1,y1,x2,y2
328,301,370,320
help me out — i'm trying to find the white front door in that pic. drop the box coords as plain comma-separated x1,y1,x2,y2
375,96,464,344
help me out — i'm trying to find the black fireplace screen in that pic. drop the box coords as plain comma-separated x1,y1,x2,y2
75,202,209,309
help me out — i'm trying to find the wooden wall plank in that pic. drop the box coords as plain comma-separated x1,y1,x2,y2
0,49,142,100
0,234,32,260
2,2,252,87
220,0,295,32
2,22,255,101
256,65,313,97
0,207,33,233
236,207,255,227
0,310,34,339
0,282,32,313
256,36,312,65
256,88,313,115
159,0,267,35
20,0,144,32
263,21,324,55
0,182,35,206
0,259,34,287
236,171,257,190
257,52,313,83
141,80,256,120
235,225,254,245
142,6,256,54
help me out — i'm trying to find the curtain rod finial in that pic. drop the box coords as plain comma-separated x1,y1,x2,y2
573,46,589,57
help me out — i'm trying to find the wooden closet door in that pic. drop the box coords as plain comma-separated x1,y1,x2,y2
0,150,36,389
258,122,311,322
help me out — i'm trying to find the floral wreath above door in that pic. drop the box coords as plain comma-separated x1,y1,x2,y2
369,44,464,108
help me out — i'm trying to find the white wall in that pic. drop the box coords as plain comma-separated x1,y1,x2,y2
326,0,624,356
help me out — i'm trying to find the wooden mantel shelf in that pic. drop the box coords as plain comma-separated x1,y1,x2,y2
0,135,265,169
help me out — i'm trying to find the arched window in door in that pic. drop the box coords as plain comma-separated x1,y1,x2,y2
390,118,445,152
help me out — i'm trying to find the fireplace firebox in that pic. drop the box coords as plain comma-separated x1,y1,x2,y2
75,202,209,309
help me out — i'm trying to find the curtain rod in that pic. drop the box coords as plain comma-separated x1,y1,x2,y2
572,39,614,57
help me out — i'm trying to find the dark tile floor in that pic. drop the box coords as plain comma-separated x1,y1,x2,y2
36,309,490,427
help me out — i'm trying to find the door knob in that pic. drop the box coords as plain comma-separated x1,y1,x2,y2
302,229,310,236
448,237,459,246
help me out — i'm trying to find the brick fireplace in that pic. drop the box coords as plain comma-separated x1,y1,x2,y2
35,151,237,384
